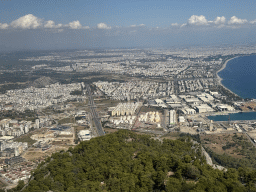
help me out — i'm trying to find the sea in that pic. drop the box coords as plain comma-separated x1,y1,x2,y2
207,112,256,122
218,55,256,99
208,55,256,121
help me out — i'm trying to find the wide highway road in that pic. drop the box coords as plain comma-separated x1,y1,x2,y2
86,84,105,136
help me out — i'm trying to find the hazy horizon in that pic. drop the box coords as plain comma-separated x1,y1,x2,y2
1,0,256,51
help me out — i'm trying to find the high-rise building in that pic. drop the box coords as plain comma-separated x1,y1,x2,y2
35,119,40,129
169,110,176,124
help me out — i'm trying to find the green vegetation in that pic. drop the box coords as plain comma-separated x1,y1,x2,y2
0,83,28,94
70,90,83,95
58,117,75,124
14,134,36,146
0,180,6,189
89,84,98,92
221,134,253,153
205,140,256,169
140,106,165,113
0,110,37,122
13,130,256,192
202,133,256,169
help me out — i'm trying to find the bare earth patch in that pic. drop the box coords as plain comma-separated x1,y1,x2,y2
201,133,247,159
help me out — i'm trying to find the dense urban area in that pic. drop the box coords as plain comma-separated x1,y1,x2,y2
0,45,256,190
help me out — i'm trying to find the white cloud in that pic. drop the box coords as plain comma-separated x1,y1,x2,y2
10,14,42,29
187,15,208,25
1,13,254,32
0,23,9,29
47,20,88,29
67,20,82,29
46,28,64,33
214,16,226,25
1,14,89,30
130,24,145,28
54,29,64,33
250,19,256,24
44,20,62,29
228,16,247,25
171,23,179,26
97,23,111,29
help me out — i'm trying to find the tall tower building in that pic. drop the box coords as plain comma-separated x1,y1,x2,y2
35,119,40,129
15,148,19,156
169,110,176,125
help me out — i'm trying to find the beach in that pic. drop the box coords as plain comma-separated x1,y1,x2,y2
216,56,240,98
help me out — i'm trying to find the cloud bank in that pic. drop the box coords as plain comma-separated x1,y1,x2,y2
97,23,111,29
188,15,208,26
44,20,62,29
181,15,252,29
3,14,90,30
10,14,42,29
0,13,256,51
0,23,8,30
228,16,247,25
0,14,255,32
214,16,226,25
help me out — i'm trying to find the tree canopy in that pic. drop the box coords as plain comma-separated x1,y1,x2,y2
11,130,256,192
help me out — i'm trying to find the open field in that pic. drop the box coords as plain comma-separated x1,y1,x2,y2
22,145,71,161
201,133,253,159
140,106,165,113
239,101,256,111
0,180,6,189
69,101,87,107
160,132,181,140
58,117,75,124
94,98,120,112
13,128,49,146
248,130,256,140
104,128,119,134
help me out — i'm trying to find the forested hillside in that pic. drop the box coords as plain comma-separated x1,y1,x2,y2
9,130,256,191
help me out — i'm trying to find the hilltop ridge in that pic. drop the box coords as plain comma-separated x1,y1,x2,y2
8,130,256,192
31,77,56,88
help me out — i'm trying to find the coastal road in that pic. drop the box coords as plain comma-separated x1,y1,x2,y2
86,84,105,136
243,132,256,148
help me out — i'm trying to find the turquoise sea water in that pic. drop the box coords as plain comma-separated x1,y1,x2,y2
218,55,256,99
208,55,256,121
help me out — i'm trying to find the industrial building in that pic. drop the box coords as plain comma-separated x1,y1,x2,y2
195,104,215,113
179,116,185,123
78,130,92,141
216,104,235,111
180,107,196,115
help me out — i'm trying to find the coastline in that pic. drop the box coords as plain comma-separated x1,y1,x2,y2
216,56,241,98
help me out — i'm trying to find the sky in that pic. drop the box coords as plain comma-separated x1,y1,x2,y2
0,0,256,51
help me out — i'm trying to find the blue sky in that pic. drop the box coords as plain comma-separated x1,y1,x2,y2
0,0,256,51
